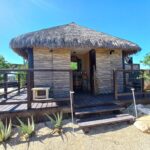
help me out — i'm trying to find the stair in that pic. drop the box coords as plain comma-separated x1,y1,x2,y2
75,104,135,133
77,114,135,128
75,101,119,109
75,104,124,116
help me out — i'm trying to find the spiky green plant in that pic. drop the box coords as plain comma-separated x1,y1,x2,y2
17,116,35,140
0,119,12,143
46,112,63,134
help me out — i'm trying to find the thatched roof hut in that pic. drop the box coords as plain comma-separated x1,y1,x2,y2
10,22,141,58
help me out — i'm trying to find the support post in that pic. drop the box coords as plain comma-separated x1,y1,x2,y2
131,88,138,118
69,70,75,132
4,73,8,99
141,70,145,97
122,51,126,92
70,70,74,109
27,70,32,109
18,74,20,95
26,48,34,109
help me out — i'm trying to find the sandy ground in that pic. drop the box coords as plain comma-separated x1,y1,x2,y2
0,119,150,150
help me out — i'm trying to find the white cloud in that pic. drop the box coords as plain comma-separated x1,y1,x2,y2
30,0,59,12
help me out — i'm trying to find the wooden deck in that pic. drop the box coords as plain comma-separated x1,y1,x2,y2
0,90,70,119
74,93,150,108
0,90,150,119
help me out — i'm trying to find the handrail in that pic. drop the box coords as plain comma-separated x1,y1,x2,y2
114,69,150,72
0,69,73,111
113,69,150,100
0,69,72,73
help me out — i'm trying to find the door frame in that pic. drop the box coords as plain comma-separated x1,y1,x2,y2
89,49,96,94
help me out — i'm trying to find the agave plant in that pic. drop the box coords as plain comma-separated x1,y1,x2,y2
17,116,35,140
46,112,63,134
0,119,12,143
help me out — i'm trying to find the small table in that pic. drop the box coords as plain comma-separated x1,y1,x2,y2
32,87,50,100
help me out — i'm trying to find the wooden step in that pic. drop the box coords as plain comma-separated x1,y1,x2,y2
75,101,119,109
77,114,135,129
75,105,124,116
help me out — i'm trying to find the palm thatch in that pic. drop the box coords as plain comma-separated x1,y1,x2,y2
10,22,141,57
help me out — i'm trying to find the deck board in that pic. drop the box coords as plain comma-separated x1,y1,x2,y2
0,90,149,117
0,89,69,115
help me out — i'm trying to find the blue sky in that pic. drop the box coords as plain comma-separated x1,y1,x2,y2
0,0,149,68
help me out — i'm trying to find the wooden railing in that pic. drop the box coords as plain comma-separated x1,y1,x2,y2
0,69,73,110
0,72,25,99
113,69,150,100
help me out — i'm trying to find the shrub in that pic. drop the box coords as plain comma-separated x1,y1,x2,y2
17,116,35,140
0,119,12,143
46,112,63,134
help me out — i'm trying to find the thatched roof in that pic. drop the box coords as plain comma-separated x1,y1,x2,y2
10,22,141,58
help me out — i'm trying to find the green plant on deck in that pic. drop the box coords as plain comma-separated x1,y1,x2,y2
0,119,12,143
17,116,35,140
46,112,63,134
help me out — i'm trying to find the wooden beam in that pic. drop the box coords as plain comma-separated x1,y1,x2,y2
122,51,126,92
26,48,34,109
0,69,72,72
0,106,70,120
141,70,145,97
27,48,34,69
18,74,21,95
4,73,8,99
27,70,32,109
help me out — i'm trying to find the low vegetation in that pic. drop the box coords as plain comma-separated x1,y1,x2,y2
0,112,64,144
17,116,35,140
46,112,63,134
0,119,12,143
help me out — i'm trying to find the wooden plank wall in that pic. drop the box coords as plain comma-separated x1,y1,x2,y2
33,47,124,96
96,49,123,94
33,48,70,98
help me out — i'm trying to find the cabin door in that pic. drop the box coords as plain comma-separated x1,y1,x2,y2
89,49,96,94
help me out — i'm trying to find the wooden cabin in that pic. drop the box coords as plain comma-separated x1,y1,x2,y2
1,22,150,130
10,22,141,98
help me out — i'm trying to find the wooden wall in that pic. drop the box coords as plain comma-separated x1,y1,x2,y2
96,49,123,94
33,48,70,98
33,47,124,96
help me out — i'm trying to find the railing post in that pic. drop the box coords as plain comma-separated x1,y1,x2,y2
70,70,75,132
4,73,8,99
18,74,20,95
27,70,33,109
141,70,145,97
70,70,74,107
131,88,138,118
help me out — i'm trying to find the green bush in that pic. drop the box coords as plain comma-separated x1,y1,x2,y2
46,112,63,134
17,116,35,140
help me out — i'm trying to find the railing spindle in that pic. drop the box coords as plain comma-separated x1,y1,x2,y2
4,73,8,100
18,74,21,95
